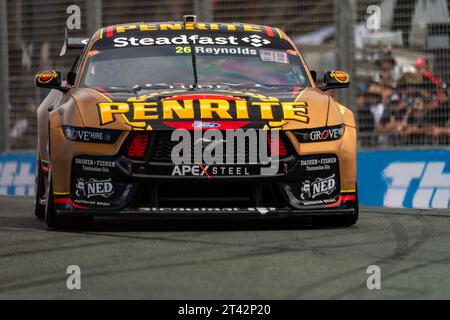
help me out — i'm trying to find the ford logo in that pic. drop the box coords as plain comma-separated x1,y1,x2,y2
192,122,221,128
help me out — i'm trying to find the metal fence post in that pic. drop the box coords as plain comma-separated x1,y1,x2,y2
86,0,103,36
194,0,213,21
0,0,10,152
335,0,356,111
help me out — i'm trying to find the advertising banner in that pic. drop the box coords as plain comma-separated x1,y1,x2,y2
0,152,36,196
358,150,450,209
1,150,449,209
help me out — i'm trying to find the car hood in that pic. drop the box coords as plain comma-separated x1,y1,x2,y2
68,87,345,131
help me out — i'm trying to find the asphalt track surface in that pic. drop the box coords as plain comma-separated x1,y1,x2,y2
1,196,450,299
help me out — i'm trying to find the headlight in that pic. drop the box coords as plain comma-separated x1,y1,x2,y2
293,125,345,143
62,126,121,143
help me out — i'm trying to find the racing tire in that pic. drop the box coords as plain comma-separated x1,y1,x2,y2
34,157,46,220
44,169,62,228
312,190,359,228
45,169,92,229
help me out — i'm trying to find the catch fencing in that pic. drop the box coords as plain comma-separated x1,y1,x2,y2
1,0,449,151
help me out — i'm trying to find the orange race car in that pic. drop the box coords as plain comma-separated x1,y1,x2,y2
34,16,358,228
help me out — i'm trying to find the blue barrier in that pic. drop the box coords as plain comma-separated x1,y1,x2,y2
0,152,36,196
1,150,449,208
358,150,450,209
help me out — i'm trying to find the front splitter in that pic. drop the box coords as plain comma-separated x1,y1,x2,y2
56,207,356,218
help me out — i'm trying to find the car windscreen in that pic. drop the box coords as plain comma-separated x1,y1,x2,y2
80,44,310,89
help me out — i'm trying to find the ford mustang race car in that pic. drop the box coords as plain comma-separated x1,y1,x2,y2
34,16,358,228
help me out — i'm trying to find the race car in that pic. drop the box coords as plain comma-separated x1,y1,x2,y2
34,15,358,228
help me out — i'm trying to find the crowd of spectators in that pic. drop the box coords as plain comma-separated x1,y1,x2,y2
357,49,450,146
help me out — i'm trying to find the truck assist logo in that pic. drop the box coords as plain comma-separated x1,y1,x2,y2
97,95,309,129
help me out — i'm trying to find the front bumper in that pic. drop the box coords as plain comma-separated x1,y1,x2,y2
56,205,356,218
53,152,357,216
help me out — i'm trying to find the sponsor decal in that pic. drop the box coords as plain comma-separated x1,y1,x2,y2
70,176,133,208
36,70,58,84
300,174,337,200
292,154,340,206
74,157,116,173
72,199,112,207
101,23,280,38
192,121,220,128
97,96,309,129
75,178,114,198
113,35,239,47
309,127,345,142
294,125,345,143
171,164,251,177
300,157,337,172
113,34,271,48
137,207,277,214
194,46,257,55
63,126,120,143
299,197,340,206
241,34,271,47
100,22,283,40
330,70,350,84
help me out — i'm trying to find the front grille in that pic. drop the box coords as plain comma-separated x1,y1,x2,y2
158,182,254,207
132,181,284,208
151,132,179,162
150,131,291,163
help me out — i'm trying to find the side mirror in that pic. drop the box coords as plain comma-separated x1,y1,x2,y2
320,70,350,91
35,70,67,91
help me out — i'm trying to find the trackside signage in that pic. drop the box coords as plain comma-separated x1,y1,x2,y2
358,150,450,209
0,152,35,196
2,150,449,209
